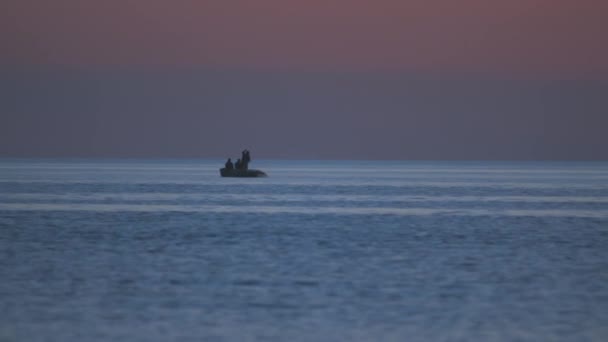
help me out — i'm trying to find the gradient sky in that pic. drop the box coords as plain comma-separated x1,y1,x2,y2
1,0,607,159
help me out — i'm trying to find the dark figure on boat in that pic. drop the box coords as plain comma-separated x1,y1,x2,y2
241,149,251,170
220,149,266,177
225,158,234,170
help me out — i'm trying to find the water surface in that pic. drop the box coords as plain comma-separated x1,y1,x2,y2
1,160,607,341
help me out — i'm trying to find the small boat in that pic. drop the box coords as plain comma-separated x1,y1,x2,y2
220,168,267,177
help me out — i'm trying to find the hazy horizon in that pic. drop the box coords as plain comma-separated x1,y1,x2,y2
2,68,607,160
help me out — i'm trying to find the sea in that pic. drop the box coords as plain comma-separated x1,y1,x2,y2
1,159,607,342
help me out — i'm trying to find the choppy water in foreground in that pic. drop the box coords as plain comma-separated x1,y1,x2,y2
1,159,607,342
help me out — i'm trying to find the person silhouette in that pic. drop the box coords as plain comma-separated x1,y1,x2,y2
225,158,234,170
235,158,242,170
241,149,251,170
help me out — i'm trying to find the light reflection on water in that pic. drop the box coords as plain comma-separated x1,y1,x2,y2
2,203,608,219
3,192,608,203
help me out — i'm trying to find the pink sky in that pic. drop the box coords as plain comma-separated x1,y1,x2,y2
2,0,607,78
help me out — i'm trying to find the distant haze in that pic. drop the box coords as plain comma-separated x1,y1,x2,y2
1,1,607,159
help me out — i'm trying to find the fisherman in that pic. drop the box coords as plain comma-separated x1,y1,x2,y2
235,158,242,170
241,149,251,170
225,158,234,170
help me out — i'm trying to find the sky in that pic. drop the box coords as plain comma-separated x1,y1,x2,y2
1,0,607,159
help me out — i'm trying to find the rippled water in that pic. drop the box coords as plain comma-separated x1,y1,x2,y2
1,159,607,341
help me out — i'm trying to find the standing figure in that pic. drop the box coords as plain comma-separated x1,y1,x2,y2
241,149,251,170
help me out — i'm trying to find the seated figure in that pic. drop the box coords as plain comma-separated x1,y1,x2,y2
225,158,234,170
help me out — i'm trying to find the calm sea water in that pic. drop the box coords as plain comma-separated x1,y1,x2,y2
1,159,607,342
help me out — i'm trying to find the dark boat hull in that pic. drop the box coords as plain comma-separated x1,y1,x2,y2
220,168,267,177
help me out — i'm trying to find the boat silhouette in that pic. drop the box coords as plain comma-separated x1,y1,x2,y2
219,168,267,177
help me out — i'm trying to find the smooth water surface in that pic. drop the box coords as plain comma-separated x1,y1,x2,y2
1,159,607,341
